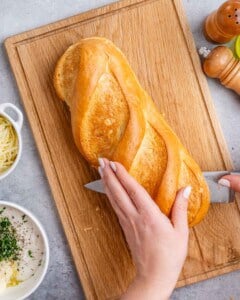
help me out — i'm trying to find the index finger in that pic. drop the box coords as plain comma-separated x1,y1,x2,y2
100,159,137,218
109,161,164,214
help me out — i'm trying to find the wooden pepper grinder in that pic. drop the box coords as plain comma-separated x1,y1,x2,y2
203,46,240,94
204,0,240,43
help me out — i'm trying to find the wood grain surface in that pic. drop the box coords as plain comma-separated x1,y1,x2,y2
5,0,240,299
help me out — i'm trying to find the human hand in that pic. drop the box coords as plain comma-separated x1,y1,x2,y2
218,174,240,192
98,158,191,300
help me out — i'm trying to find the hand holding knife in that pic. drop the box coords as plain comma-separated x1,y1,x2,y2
85,170,240,204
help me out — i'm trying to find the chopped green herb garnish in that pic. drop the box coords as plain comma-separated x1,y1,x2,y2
0,207,6,215
28,250,33,258
0,216,21,262
21,215,26,220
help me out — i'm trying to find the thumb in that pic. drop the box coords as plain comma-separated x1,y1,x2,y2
218,175,240,192
171,186,191,232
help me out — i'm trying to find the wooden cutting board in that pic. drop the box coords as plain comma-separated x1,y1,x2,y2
5,0,240,299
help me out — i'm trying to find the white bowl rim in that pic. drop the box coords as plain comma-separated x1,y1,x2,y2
0,108,23,181
0,201,50,300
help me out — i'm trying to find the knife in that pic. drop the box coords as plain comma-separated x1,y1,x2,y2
85,171,239,203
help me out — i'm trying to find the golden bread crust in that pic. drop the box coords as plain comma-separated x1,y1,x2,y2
54,37,210,227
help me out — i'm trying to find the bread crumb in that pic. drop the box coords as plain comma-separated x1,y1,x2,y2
84,227,93,232
199,46,211,58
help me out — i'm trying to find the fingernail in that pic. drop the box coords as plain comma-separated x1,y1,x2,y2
98,157,105,169
183,186,192,199
98,166,103,178
218,178,230,188
110,161,117,172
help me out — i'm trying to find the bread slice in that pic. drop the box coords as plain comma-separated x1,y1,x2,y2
54,37,210,227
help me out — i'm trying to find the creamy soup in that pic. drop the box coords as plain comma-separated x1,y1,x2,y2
0,205,45,293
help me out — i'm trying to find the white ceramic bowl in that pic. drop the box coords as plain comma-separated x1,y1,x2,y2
0,102,23,180
0,201,50,300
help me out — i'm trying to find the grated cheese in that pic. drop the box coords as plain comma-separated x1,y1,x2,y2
0,116,18,174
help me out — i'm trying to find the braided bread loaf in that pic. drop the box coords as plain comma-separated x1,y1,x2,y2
54,37,210,227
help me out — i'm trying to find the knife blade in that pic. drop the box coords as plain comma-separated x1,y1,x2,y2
85,178,105,194
203,171,236,203
84,171,239,203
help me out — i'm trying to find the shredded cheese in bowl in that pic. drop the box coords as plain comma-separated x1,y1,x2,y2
0,116,19,174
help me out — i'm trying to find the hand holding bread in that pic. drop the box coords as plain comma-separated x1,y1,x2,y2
99,158,190,300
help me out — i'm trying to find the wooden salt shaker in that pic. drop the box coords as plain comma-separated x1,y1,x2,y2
203,46,240,94
204,0,240,43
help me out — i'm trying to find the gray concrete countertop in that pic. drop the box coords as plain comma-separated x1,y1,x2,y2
1,1,240,299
